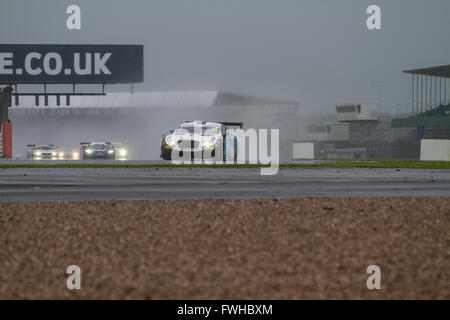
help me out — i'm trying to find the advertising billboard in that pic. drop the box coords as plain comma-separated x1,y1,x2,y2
0,44,143,84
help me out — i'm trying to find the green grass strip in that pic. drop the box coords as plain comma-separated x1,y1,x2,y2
0,160,449,169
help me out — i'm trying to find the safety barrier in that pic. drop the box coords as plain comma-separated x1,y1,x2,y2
367,139,420,159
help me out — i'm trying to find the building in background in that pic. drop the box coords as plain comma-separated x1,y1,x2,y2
294,65,450,160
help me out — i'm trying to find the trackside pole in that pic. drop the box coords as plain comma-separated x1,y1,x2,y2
0,86,13,158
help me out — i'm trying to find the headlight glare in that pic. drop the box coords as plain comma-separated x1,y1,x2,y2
202,139,216,148
165,135,176,146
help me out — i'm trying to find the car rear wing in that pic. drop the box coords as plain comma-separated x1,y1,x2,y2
184,121,243,129
80,142,112,145
110,142,124,147
27,144,54,147
221,122,244,129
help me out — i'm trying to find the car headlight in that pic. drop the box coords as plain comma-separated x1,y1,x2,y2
165,135,176,146
108,150,114,154
202,138,216,148
119,149,127,156
34,151,41,156
72,152,79,158
52,151,57,156
59,152,64,157
86,149,92,154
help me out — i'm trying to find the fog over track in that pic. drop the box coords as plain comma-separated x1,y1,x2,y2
10,91,300,161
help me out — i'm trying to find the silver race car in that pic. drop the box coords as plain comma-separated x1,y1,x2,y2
161,121,242,162
27,144,58,160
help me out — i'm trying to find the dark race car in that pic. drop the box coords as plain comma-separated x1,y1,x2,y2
80,142,116,160
56,147,80,160
111,142,129,160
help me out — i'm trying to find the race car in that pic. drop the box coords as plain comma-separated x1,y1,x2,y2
27,144,58,160
111,142,128,160
160,121,242,162
56,147,80,160
80,142,116,160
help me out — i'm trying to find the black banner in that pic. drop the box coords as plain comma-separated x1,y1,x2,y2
0,44,143,84
0,300,441,319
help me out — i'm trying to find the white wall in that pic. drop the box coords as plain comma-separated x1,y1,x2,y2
420,139,450,161
292,142,314,159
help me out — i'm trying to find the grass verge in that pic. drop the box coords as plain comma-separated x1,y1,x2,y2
0,159,449,169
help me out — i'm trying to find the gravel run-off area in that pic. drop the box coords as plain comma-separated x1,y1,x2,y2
0,198,449,299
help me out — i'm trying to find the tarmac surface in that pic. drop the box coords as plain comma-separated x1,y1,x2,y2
1,163,449,299
0,165,450,201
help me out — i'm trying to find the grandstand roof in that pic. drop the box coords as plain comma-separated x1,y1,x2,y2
403,64,450,78
11,90,299,108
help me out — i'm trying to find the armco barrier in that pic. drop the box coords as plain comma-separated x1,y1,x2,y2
1,122,12,158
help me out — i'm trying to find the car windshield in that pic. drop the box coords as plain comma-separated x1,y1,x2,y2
37,146,51,150
92,144,106,150
175,124,220,135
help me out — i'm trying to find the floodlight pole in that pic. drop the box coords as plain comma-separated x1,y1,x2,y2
445,78,447,104
416,74,419,114
371,82,382,113
411,74,414,114
435,76,437,109
44,84,48,106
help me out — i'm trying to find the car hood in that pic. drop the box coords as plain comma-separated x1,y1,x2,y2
171,133,220,141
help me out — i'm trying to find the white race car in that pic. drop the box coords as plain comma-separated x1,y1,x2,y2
26,144,58,160
161,121,242,162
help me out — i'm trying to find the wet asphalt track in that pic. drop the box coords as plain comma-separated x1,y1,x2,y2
0,161,449,201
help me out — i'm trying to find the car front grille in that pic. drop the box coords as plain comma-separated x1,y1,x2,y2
178,140,199,149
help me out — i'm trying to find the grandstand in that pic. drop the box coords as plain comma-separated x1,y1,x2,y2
391,103,450,128
391,65,450,140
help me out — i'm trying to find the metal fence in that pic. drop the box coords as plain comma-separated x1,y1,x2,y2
367,139,420,159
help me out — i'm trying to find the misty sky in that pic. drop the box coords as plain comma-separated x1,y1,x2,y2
1,0,449,114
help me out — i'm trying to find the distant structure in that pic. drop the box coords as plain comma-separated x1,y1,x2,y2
294,65,450,160
335,103,379,122
296,103,380,160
